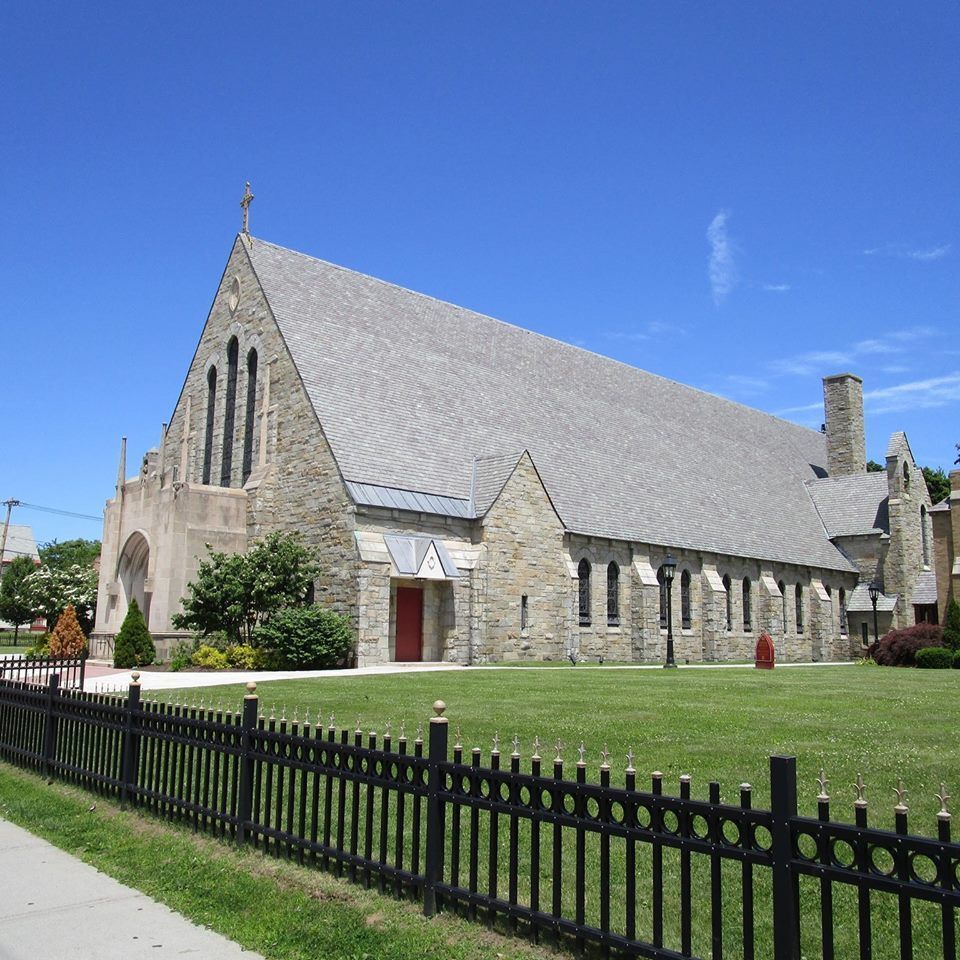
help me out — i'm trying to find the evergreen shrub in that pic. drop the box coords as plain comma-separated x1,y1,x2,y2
112,598,156,668
916,647,953,669
255,605,353,669
191,645,229,670
871,623,944,667
943,599,960,652
48,604,88,658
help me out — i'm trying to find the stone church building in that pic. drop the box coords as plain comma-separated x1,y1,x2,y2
91,230,939,664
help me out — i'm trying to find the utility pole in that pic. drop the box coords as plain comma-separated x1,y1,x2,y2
0,499,21,577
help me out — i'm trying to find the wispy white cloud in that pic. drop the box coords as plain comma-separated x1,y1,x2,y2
761,283,792,292
880,364,912,375
888,325,937,342
769,351,852,377
707,211,738,307
863,243,951,261
854,338,897,355
605,319,686,342
775,400,825,416
863,373,960,414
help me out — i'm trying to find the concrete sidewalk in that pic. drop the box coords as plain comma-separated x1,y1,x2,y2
0,819,263,960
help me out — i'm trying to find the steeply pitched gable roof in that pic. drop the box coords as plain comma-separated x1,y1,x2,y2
807,473,890,538
245,237,854,572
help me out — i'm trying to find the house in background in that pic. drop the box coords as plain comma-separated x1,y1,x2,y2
0,524,43,632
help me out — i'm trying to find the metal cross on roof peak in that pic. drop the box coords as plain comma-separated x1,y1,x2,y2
240,182,254,235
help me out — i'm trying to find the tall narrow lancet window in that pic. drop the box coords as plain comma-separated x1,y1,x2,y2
606,562,620,627
921,505,930,567
680,570,691,629
795,584,804,633
242,348,258,483
723,575,732,631
839,587,847,635
742,578,752,632
202,366,217,485
778,580,787,633
220,337,239,486
578,559,591,626
658,566,668,629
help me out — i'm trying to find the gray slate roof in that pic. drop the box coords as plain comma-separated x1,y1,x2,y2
910,570,938,606
846,582,897,613
246,237,855,572
806,473,890,538
472,452,524,515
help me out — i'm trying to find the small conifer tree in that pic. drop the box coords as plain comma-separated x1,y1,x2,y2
48,604,88,658
113,598,156,668
944,598,960,653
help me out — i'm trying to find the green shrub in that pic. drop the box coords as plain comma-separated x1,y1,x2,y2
871,623,944,666
916,646,953,669
944,599,960,652
24,635,51,659
191,645,229,670
954,650,960,670
225,644,273,670
113,598,155,668
254,605,354,670
168,639,196,673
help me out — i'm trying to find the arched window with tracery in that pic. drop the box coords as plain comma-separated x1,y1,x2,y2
795,584,804,632
578,559,591,626
723,574,732,631
220,337,239,486
202,366,217,485
606,562,620,627
778,580,787,633
742,577,752,632
242,348,258,483
680,570,691,629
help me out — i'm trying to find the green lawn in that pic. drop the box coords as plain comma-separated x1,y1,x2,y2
160,663,957,824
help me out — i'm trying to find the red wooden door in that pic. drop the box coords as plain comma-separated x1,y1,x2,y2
395,587,424,661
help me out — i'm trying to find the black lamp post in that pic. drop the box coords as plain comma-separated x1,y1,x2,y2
662,554,677,669
868,580,881,645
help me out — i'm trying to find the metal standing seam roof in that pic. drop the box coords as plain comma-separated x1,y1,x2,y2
245,237,856,573
806,473,890,538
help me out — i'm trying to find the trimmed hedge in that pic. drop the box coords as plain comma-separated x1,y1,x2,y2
255,605,353,669
916,646,953,669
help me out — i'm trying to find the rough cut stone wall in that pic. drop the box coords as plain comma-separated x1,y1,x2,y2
161,236,358,624
932,470,960,618
477,454,570,661
567,536,634,661
884,441,932,629
823,374,866,477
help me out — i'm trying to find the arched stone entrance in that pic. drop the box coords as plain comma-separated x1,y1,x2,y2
117,531,151,628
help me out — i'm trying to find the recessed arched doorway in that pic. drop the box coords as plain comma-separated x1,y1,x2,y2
117,531,151,628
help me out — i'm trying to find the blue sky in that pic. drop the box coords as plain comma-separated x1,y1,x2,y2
2,2,958,547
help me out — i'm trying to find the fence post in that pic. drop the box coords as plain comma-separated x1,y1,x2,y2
770,755,801,960
120,671,142,807
79,652,87,690
423,699,449,917
41,673,60,779
235,681,259,847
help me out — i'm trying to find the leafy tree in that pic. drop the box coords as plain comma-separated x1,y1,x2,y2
48,604,87,657
112,598,155,668
866,460,885,473
21,563,98,636
39,538,101,571
944,599,960,653
0,555,38,640
922,466,951,505
172,532,320,644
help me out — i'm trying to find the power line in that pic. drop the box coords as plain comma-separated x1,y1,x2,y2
16,502,102,522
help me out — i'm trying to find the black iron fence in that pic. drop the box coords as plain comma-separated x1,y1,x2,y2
0,654,85,690
0,674,957,960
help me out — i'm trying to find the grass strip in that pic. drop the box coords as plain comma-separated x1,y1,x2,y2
0,763,559,960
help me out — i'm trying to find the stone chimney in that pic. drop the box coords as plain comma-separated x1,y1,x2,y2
822,373,866,476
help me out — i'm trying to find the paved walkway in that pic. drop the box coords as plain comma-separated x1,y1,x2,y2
0,819,263,960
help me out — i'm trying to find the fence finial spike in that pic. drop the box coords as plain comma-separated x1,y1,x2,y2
600,745,610,769
454,725,461,749
385,719,392,738
817,769,830,801
854,773,867,806
577,741,586,765
936,783,951,820
269,704,276,720
532,736,541,761
554,739,564,762
894,777,908,812
328,712,336,729
399,720,406,739
356,716,362,734
491,731,501,754
511,734,520,757
626,749,635,773
415,721,423,742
